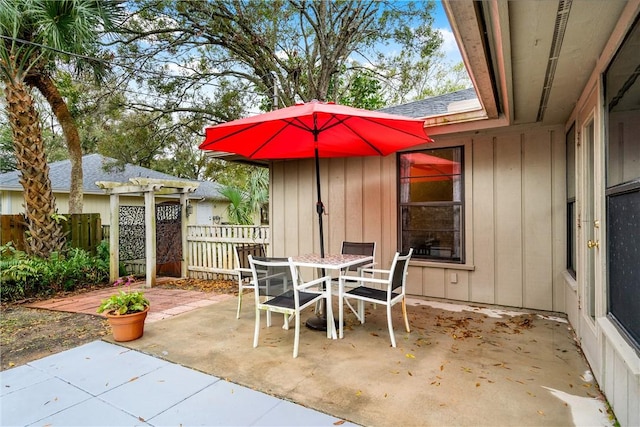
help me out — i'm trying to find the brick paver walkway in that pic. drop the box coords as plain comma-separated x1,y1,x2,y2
25,278,234,323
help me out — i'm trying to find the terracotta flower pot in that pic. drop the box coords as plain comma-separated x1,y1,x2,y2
106,307,149,342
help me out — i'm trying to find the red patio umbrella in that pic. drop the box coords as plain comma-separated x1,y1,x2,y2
200,100,433,260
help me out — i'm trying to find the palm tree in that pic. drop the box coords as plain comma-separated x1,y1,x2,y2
219,168,269,225
23,0,121,214
246,167,269,216
219,186,252,225
0,0,119,256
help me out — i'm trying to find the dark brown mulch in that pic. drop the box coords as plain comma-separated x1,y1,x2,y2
155,277,238,295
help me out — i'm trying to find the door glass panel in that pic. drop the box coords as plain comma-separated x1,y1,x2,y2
584,119,596,320
566,125,576,277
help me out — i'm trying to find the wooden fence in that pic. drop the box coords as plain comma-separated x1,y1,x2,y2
187,225,270,279
101,224,270,279
1,213,102,254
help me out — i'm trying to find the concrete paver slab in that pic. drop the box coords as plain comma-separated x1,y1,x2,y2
35,396,147,427
253,399,359,426
0,364,53,397
99,362,218,421
1,377,91,426
29,341,168,395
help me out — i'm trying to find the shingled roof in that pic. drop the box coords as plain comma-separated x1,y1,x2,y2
378,87,479,119
0,154,226,201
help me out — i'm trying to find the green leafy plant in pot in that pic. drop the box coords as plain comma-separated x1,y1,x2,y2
97,275,150,341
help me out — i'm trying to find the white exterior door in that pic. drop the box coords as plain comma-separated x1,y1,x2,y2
576,88,602,371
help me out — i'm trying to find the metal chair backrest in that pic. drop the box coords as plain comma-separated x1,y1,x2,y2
249,256,294,298
235,243,266,272
390,249,413,293
341,241,376,272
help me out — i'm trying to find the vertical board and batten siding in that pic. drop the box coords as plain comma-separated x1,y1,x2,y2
494,132,524,307
471,135,496,303
522,129,554,309
270,124,565,311
422,126,564,311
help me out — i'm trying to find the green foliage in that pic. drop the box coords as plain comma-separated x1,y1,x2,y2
0,242,110,301
220,186,252,225
96,275,149,315
218,167,269,225
336,68,386,110
0,125,16,173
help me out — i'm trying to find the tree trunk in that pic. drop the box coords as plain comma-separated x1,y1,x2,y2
4,79,66,257
26,73,84,214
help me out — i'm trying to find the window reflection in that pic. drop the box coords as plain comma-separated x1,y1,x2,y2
398,147,463,262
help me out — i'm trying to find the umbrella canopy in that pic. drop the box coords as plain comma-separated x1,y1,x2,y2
200,101,433,257
200,101,432,159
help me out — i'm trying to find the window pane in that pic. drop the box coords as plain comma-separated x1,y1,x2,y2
399,146,464,263
566,125,576,199
605,17,640,188
567,201,576,278
605,17,640,352
400,205,462,261
399,148,462,203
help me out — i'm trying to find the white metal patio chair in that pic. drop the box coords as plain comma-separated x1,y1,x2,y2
234,243,266,319
338,249,414,347
336,241,376,280
249,255,335,358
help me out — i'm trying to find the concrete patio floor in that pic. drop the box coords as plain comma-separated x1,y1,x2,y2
113,292,614,426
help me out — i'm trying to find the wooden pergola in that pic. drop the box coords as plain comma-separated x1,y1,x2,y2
96,178,199,288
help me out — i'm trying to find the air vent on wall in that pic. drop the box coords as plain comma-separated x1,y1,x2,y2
536,0,573,122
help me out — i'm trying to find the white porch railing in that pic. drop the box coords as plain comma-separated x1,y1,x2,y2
186,225,270,279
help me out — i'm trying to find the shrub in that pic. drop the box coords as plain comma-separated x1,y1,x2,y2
0,242,110,302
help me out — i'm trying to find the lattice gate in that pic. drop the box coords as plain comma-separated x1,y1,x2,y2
118,203,182,276
156,203,182,276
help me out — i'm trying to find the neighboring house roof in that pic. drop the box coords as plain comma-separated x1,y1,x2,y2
378,88,479,119
0,154,226,201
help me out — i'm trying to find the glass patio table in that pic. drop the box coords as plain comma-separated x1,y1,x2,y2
291,253,374,333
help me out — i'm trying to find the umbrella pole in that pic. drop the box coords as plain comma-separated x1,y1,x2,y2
315,147,325,260
306,147,331,332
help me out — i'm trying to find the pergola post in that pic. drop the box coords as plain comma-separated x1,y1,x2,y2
144,189,156,288
180,192,189,278
109,192,120,284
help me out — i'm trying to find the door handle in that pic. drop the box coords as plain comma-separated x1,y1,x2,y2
587,240,599,249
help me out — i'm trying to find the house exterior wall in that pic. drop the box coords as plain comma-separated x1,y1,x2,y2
0,191,228,226
563,6,640,425
270,124,566,312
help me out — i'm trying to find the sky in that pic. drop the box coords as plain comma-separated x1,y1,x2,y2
433,0,463,64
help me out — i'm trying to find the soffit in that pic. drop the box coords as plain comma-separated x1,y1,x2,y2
509,0,628,125
447,0,629,126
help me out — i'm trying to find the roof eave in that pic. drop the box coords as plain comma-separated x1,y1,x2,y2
443,0,508,123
